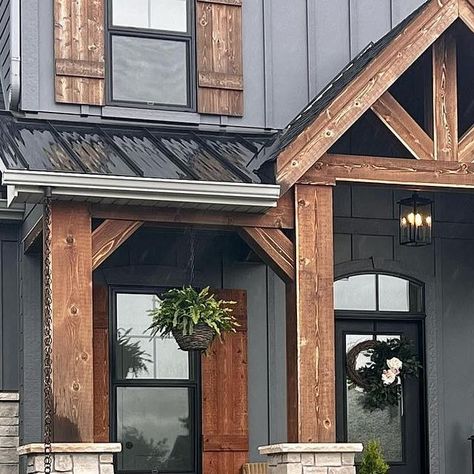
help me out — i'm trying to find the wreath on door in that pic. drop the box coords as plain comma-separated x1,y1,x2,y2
346,338,421,412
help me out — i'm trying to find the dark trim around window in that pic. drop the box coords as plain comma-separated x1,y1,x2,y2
109,286,202,474
106,0,197,112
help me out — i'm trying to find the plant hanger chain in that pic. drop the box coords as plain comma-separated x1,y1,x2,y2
186,228,196,286
43,194,54,474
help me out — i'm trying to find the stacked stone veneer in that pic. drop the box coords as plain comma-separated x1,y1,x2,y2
18,444,122,474
0,392,20,474
259,443,363,474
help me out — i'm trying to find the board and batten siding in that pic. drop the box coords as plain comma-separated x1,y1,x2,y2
0,0,11,107
19,0,425,129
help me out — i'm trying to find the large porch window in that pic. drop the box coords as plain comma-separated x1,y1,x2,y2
111,289,200,474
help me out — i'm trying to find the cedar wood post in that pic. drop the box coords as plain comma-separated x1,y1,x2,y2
287,184,336,442
48,201,94,442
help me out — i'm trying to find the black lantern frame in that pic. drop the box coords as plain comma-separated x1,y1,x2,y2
398,193,433,247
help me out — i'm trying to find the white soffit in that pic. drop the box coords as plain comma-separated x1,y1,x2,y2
3,170,281,213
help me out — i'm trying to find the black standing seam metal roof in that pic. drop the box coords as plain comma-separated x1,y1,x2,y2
0,111,277,184
251,0,430,171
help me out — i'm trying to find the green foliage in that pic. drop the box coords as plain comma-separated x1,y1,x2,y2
359,440,390,474
147,286,239,339
349,338,421,411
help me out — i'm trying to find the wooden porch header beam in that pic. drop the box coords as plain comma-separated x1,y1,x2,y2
301,154,474,189
90,193,295,230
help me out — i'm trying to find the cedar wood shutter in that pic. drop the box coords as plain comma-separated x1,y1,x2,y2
54,0,105,105
93,283,110,442
202,289,248,473
196,0,244,116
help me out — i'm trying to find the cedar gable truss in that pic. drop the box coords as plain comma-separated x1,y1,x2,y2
275,0,474,193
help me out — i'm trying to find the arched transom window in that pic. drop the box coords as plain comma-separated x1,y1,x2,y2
334,273,424,313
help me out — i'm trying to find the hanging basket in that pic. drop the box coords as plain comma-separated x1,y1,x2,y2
172,324,216,352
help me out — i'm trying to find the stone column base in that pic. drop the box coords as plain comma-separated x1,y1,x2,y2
18,443,122,474
259,443,363,473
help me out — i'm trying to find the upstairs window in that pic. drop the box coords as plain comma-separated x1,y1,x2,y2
108,0,194,110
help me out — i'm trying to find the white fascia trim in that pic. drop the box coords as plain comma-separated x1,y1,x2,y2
3,170,281,211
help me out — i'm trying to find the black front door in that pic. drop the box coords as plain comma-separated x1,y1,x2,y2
336,319,426,474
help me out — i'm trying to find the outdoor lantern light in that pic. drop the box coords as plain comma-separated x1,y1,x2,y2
399,193,433,246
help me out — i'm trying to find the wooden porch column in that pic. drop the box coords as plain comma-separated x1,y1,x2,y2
287,184,335,442
48,201,94,442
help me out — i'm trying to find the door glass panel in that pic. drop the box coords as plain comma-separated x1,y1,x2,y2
116,293,189,380
117,387,194,472
334,275,377,311
113,0,188,32
378,275,410,312
345,334,403,463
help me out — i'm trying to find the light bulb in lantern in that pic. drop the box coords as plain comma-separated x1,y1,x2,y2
415,213,423,227
426,216,432,227
407,213,415,225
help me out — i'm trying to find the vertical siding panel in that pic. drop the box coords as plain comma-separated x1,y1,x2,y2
391,0,426,26
228,0,265,128
312,0,351,95
0,0,11,106
349,0,391,58
19,253,43,444
0,239,3,389
2,240,18,390
266,0,309,129
262,0,274,128
266,269,287,444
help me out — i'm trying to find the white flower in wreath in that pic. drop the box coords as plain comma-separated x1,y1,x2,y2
381,369,397,386
387,357,403,372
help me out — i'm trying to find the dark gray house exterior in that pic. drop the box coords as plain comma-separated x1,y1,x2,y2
3,0,474,474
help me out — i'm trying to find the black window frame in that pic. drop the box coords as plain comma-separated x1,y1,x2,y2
106,0,196,112
334,271,425,317
110,286,202,474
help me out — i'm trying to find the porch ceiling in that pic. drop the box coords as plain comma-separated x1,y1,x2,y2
0,112,280,212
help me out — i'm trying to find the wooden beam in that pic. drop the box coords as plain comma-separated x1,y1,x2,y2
49,201,93,442
459,125,474,162
92,220,143,270
433,33,458,161
91,194,294,230
460,0,474,34
292,184,335,442
302,153,474,189
276,0,457,193
238,228,295,282
371,92,434,160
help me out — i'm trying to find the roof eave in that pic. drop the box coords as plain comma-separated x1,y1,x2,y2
3,170,281,213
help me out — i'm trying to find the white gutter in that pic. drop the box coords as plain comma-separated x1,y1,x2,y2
3,170,281,213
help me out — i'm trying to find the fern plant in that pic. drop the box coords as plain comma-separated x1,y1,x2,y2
359,440,389,474
147,286,238,338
